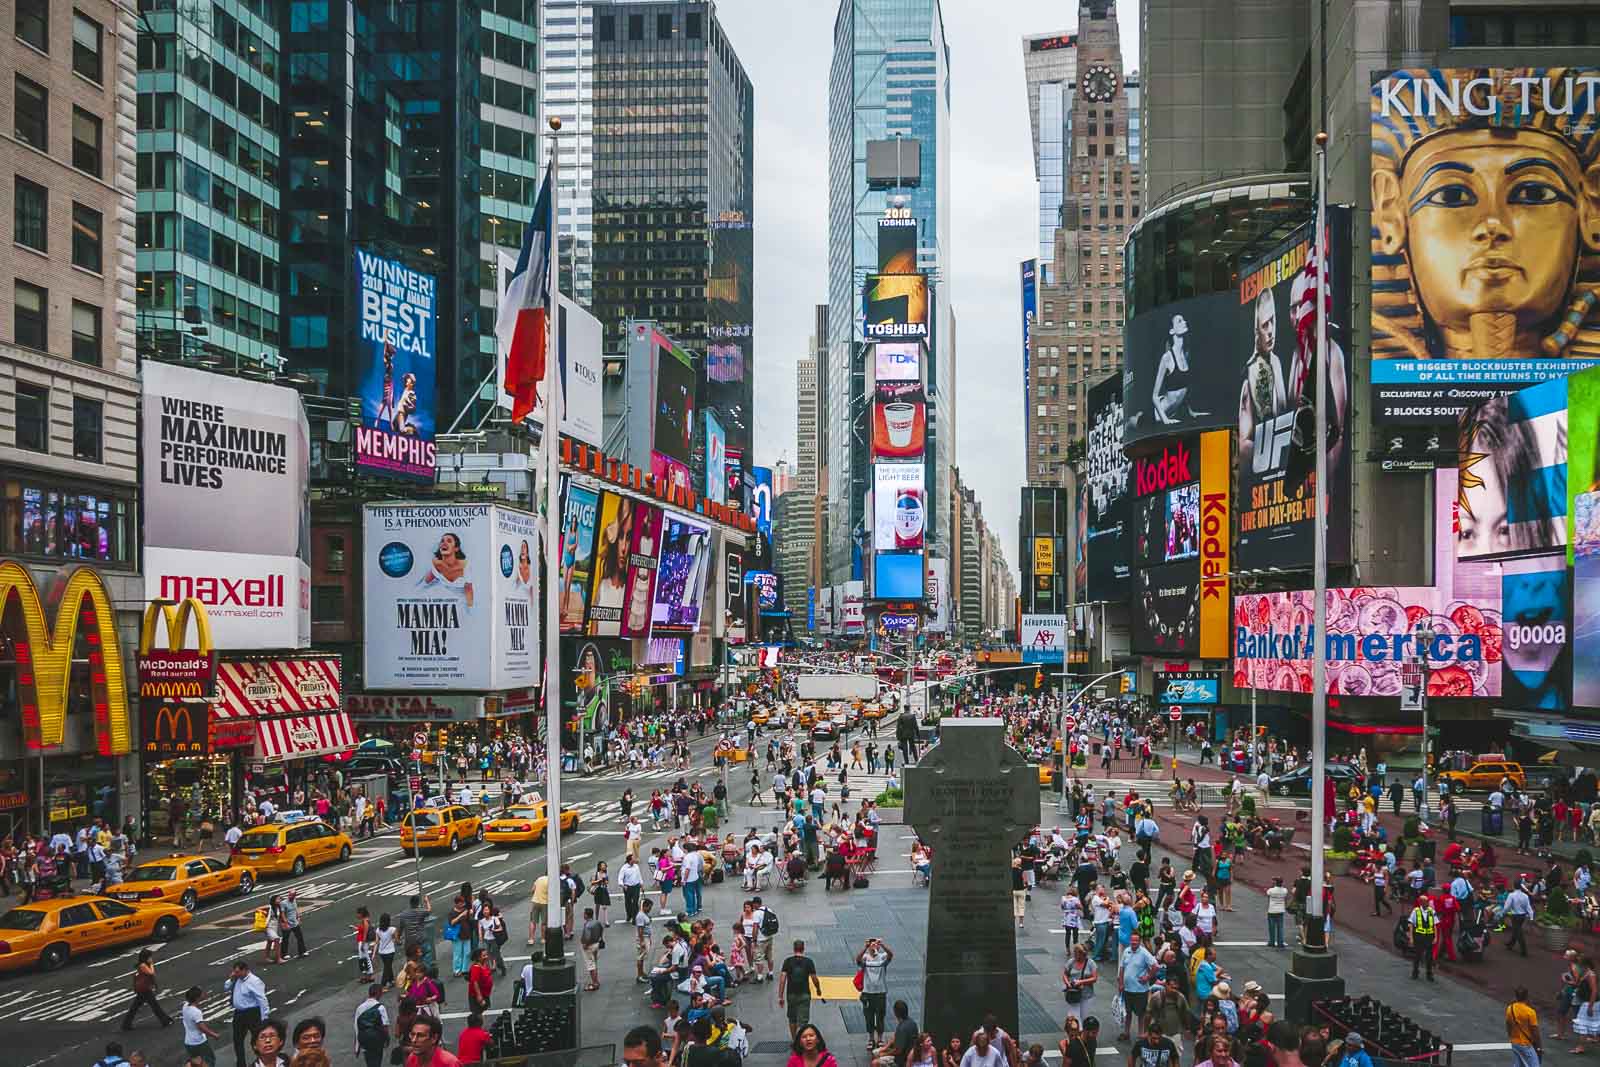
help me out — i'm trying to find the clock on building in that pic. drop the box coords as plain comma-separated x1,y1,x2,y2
1081,64,1118,103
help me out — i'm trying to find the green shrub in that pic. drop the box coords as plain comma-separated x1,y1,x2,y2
1540,885,1579,928
1331,823,1354,853
876,787,905,808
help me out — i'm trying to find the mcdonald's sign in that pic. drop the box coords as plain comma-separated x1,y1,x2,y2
0,560,130,754
137,597,216,700
141,700,207,757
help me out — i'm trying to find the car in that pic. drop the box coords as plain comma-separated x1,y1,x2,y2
484,802,581,846
340,754,411,781
0,895,192,972
1037,764,1055,786
400,803,484,853
751,709,771,726
861,704,886,720
231,817,355,877
811,718,839,741
1437,761,1525,793
107,854,256,912
1267,762,1363,797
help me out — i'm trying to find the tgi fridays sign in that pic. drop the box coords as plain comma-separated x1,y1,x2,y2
213,656,343,716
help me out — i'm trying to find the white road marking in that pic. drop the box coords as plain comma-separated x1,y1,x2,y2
1453,1044,1513,1053
472,854,511,868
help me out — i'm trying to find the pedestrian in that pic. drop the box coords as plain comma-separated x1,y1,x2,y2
281,890,306,958
403,1014,461,1067
1265,877,1289,949
120,947,174,1030
467,946,494,1014
353,984,390,1067
1061,942,1098,1027
857,937,895,1049
291,1017,326,1058
1128,1019,1180,1067
961,1027,1007,1067
248,1017,289,1067
353,906,375,982
1506,987,1542,1067
1407,895,1437,981
224,959,270,1067
527,875,550,948
791,1025,840,1067
1504,879,1534,956
619,854,644,924
579,905,606,991
1116,931,1159,1042
447,893,474,975
375,912,399,988
1575,958,1600,1055
481,903,508,977
591,862,613,927
263,894,284,964
777,939,825,1040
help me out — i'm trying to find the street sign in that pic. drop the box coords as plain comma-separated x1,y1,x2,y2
1063,716,1077,733
1168,706,1182,721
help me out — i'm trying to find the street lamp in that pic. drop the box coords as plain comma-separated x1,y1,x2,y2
1412,620,1436,818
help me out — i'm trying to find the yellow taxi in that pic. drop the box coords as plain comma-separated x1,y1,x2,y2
483,801,581,846
108,854,257,912
0,894,192,972
861,703,886,721
400,803,484,853
231,817,355,877
751,708,771,726
1037,764,1055,787
796,706,817,728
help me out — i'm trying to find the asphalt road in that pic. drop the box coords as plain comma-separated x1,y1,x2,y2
5,702,912,1067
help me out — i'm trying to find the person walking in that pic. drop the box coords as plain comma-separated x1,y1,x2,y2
375,913,399,989
619,855,644,924
580,905,605,991
1372,863,1392,916
352,984,391,1067
1407,896,1437,981
1504,879,1534,957
1506,987,1542,1067
1575,958,1600,1054
1116,931,1159,1043
857,937,895,1050
1061,942,1098,1027
1265,877,1289,949
467,946,494,1014
281,890,306,959
224,959,270,1067
120,948,173,1030
180,985,221,1065
777,939,825,1040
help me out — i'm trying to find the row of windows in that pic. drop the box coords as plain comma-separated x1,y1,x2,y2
137,34,281,134
13,177,104,277
483,74,538,117
138,214,274,288
13,76,103,176
139,93,280,186
597,10,706,43
138,152,281,243
3,481,135,566
11,278,102,367
12,380,104,464
1449,9,1598,45
15,2,104,83
483,120,541,162
136,272,281,347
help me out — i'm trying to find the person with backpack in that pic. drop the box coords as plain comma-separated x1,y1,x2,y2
352,984,390,1067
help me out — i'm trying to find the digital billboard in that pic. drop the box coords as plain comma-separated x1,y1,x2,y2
586,493,661,639
651,514,712,632
1123,293,1243,445
1132,562,1200,656
1576,491,1600,707
1457,377,1568,559
354,249,437,481
1502,553,1571,711
707,219,753,453
1085,374,1132,601
1235,209,1354,568
557,479,599,634
1164,485,1200,562
1155,671,1221,705
873,552,925,600
863,273,930,340
925,556,949,632
842,581,865,632
725,447,745,513
874,342,922,382
877,215,918,273
1022,260,1037,444
872,394,926,458
1021,614,1066,664
705,409,728,505
1369,68,1600,423
1570,366,1600,564
750,466,774,538
651,337,696,492
873,463,925,550
1198,428,1232,660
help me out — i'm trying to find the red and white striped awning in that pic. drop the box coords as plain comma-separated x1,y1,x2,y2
210,655,354,764
253,711,357,764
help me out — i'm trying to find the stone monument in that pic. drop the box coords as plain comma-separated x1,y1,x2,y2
905,717,1042,1045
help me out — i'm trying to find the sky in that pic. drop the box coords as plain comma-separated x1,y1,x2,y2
719,0,1140,587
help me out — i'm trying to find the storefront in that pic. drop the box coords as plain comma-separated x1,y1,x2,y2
208,654,354,809
138,700,256,839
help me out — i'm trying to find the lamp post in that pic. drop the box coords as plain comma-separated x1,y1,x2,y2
1412,620,1436,818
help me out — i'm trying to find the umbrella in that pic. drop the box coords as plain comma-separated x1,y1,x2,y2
358,737,397,751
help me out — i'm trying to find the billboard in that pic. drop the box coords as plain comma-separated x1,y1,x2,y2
1458,376,1568,559
1155,671,1221,705
651,337,696,493
497,254,605,449
874,342,922,383
619,501,663,638
1235,209,1354,568
1123,293,1242,445
725,448,745,513
750,466,774,537
558,480,599,634
585,494,663,639
1022,259,1037,443
872,394,926,458
925,557,949,632
1198,429,1231,660
1033,537,1055,576
1369,68,1600,423
1074,483,1088,599
842,581,865,632
878,215,918,273
1571,367,1600,563
705,409,728,505
361,504,539,690
1502,553,1571,711
142,361,311,649
354,249,437,480
651,514,713,632
873,462,925,550
1021,614,1067,664
1233,587,1502,698
748,570,780,613
863,273,930,340
1577,492,1600,707
1085,374,1132,601
707,220,753,453
873,552,925,600
1132,562,1201,655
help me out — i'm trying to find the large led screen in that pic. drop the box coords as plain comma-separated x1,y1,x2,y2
873,463,925,550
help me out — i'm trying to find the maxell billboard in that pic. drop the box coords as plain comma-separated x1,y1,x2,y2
142,362,311,649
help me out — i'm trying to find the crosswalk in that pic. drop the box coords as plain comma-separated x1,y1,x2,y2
583,766,721,782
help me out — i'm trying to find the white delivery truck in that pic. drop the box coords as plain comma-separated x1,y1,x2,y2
795,674,879,701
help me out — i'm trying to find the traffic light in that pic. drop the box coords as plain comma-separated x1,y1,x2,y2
1120,673,1131,694
1034,669,1043,689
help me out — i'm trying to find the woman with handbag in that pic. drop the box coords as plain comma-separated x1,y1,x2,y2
467,946,495,1014
446,894,473,976
1061,942,1097,1026
479,903,509,977
120,948,173,1030
591,862,613,927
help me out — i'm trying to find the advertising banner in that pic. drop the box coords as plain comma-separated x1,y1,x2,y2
874,462,926,550
872,551,925,600
1086,374,1132,601
1199,429,1231,659
707,219,753,453
863,273,930,340
1233,587,1502,697
1458,376,1568,559
1570,366,1600,563
1155,671,1221,705
1033,537,1055,577
652,514,712,632
1369,68,1600,423
875,342,922,383
747,571,780,613
1021,614,1067,664
725,448,745,513
361,504,539,690
354,249,437,480
1074,483,1088,600
1132,561,1201,655
878,215,918,273
1235,209,1354,568
872,394,926,458
750,466,774,538
1022,259,1037,443
925,557,949,632
705,409,728,505
1501,553,1571,711
880,612,919,638
142,361,311,650
558,480,600,634
618,502,663,639
843,581,865,633
718,537,747,645
1577,490,1600,707
1123,293,1242,445
652,339,696,493
587,492,629,637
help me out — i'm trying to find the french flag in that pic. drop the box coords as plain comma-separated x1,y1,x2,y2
497,163,554,423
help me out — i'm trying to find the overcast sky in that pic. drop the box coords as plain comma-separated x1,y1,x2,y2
720,0,1139,586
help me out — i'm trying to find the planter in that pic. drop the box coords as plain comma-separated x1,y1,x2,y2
1539,922,1576,952
1325,855,1352,877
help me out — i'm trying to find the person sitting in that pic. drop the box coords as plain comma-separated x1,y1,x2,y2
912,844,932,886
823,847,850,891
783,852,807,888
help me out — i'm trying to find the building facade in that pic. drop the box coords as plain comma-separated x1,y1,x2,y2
1025,0,1139,488
538,0,596,305
1022,32,1077,283
825,0,952,587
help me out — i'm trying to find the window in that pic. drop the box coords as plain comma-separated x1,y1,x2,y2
596,13,614,40
687,11,702,37
15,382,48,452
658,12,672,37
325,533,347,571
8,485,134,562
71,300,99,365
312,584,346,623
71,202,101,272
14,281,46,350
92,899,135,919
71,11,101,82
14,76,47,151
628,13,643,39
72,108,101,176
16,0,47,50
13,176,46,250
57,903,98,928
72,397,102,462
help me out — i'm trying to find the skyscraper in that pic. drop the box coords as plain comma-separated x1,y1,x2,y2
538,0,596,305
1022,32,1077,282
1024,0,1139,487
782,351,820,625
589,0,755,455
826,0,951,587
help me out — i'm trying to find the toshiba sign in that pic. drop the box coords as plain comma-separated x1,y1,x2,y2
1134,440,1193,497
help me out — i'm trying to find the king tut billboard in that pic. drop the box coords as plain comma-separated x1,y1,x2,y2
1370,69,1600,423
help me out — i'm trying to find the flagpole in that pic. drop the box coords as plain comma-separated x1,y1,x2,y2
542,116,566,967
1307,129,1330,943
